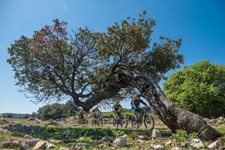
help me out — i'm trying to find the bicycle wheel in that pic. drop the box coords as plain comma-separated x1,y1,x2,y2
122,118,128,128
113,118,118,128
113,118,120,127
98,118,103,127
84,119,89,125
112,118,116,127
91,118,95,126
131,117,139,129
113,117,123,128
144,115,154,131
113,114,120,127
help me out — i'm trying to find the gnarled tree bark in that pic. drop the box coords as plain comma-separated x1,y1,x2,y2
76,75,129,111
116,70,222,141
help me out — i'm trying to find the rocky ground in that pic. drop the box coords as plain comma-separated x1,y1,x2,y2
0,116,225,149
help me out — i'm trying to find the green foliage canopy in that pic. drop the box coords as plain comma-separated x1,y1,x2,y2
163,60,225,117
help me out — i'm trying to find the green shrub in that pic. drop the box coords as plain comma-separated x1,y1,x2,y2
103,112,115,118
124,112,134,120
171,130,198,143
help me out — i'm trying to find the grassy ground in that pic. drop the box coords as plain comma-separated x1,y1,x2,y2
0,117,225,150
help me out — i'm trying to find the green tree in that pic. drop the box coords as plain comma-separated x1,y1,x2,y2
38,103,64,120
22,114,31,119
37,101,78,120
65,100,78,115
2,114,13,118
31,112,37,118
7,11,183,111
163,60,225,117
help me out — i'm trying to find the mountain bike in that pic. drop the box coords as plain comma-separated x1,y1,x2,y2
91,116,103,127
90,111,103,127
78,117,88,126
131,108,154,131
77,112,89,126
112,112,128,128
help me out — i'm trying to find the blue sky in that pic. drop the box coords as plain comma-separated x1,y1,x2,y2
0,0,225,114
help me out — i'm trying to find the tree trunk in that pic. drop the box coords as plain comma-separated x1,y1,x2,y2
116,70,222,141
76,75,128,111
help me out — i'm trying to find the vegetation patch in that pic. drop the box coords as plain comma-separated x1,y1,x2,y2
171,130,198,143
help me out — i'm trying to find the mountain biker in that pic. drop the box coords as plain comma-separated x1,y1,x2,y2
78,107,86,124
113,100,123,119
92,107,100,119
91,106,103,125
131,94,148,123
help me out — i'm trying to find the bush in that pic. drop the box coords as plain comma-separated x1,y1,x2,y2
163,60,225,117
103,112,115,118
171,130,198,143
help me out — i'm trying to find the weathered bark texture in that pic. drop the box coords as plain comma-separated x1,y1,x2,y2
77,75,128,111
116,70,222,141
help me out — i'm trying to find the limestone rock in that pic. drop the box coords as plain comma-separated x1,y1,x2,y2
113,137,127,147
151,129,162,138
208,140,222,149
33,140,47,150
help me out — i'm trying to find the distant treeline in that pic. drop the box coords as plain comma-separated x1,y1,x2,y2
1,100,77,120
1,101,152,120
1,113,30,119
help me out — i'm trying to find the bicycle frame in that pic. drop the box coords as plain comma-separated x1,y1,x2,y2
113,113,128,128
78,118,88,125
91,115,103,127
131,108,155,131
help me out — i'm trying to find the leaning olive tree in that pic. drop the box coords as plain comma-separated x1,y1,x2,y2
7,11,183,110
7,11,222,140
